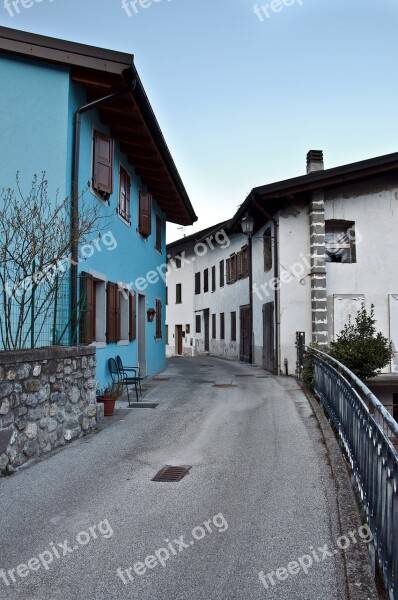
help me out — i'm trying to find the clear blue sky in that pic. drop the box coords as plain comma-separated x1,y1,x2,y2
1,0,398,241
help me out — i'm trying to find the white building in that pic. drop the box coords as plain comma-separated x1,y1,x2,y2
166,150,398,415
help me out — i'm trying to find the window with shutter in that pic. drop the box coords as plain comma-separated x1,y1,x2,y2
93,131,113,198
176,284,182,304
211,266,216,292
241,246,249,278
129,292,136,341
155,298,162,339
230,254,237,283
195,314,201,333
212,314,216,339
231,312,236,341
237,251,242,279
220,313,225,339
119,166,130,222
203,269,209,293
138,191,152,236
226,258,231,284
79,272,95,344
155,215,162,252
219,260,225,288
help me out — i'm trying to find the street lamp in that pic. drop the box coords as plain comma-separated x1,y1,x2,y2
241,213,255,364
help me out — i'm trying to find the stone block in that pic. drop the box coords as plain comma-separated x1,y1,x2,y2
32,365,41,377
1,413,14,427
24,440,39,457
0,453,9,470
25,423,38,440
0,428,13,454
47,418,58,433
68,387,80,404
15,418,27,431
64,427,81,441
65,417,79,430
6,369,17,381
0,382,13,398
24,379,42,393
0,400,10,415
16,364,30,379
26,394,38,407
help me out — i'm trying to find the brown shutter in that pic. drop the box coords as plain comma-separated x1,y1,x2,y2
79,272,94,344
237,251,242,279
119,167,130,220
115,286,121,342
93,132,113,194
129,292,136,341
155,299,162,339
139,192,152,236
155,215,162,252
226,258,231,284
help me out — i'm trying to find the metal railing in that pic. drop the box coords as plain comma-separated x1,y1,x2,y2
299,342,398,600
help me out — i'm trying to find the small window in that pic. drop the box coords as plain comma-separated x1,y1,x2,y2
186,324,190,334
165,324,169,345
231,311,236,341
264,228,272,272
212,313,216,339
92,131,113,199
195,272,201,295
138,191,152,237
155,298,162,339
118,166,130,222
219,260,225,288
211,266,216,292
175,256,181,269
204,269,209,293
196,314,201,333
220,313,225,340
176,283,182,304
325,221,356,263
155,215,162,252
241,246,249,278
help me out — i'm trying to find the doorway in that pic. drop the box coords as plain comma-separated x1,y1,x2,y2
262,302,275,373
175,325,183,355
138,294,146,375
204,310,210,352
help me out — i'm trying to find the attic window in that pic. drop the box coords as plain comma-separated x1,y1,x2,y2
325,221,356,263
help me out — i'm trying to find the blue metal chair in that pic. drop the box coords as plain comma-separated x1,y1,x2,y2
108,357,141,406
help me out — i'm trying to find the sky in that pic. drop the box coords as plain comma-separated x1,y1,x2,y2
1,0,398,241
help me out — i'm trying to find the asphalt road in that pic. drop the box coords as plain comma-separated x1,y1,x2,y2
0,356,356,599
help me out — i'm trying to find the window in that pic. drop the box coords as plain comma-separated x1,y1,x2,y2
106,282,121,343
129,292,136,341
241,246,249,278
138,191,152,236
92,131,113,199
219,260,225,288
155,298,162,339
212,313,216,339
264,228,272,272
155,215,162,252
325,221,356,263
196,314,201,333
237,251,242,279
118,166,130,222
195,272,201,295
204,269,209,293
165,325,169,345
175,256,181,269
211,266,216,292
231,311,236,341
176,283,182,304
186,324,190,334
220,313,225,339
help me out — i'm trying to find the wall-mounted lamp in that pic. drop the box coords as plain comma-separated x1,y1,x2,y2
240,213,255,237
147,308,156,322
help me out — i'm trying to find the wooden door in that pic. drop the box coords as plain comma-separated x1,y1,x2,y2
239,305,251,363
204,310,210,352
262,302,275,373
176,325,183,355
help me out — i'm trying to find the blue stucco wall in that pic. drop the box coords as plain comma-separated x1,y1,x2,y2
67,82,167,388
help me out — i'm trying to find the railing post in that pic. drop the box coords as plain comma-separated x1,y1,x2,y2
295,331,305,377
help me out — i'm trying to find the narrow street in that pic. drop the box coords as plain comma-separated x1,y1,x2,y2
0,356,363,599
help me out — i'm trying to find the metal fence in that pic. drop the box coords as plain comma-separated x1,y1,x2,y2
297,338,398,600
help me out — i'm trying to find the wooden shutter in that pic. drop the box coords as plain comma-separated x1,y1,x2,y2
79,272,94,344
237,251,242,279
93,131,113,194
156,299,162,339
119,167,130,220
129,292,136,341
226,258,231,284
139,191,152,236
155,215,162,252
106,282,121,343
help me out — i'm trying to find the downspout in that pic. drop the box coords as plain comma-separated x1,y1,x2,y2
70,76,137,344
253,198,280,375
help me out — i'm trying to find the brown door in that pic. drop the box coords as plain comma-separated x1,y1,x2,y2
239,305,251,363
176,325,183,355
204,310,210,352
262,302,275,373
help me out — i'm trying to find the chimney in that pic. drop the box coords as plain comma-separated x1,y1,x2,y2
306,150,324,174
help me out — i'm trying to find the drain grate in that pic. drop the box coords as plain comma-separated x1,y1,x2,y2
213,383,238,388
152,465,191,482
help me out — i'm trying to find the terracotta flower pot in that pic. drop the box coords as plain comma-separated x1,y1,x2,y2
97,395,116,416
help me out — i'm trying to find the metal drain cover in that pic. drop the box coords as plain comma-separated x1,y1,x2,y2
213,384,238,388
152,465,191,482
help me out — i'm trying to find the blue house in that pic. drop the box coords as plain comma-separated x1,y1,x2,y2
0,27,197,387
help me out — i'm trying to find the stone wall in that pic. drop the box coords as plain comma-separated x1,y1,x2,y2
0,346,103,474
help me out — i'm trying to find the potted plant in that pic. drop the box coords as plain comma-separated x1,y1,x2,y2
96,382,123,416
